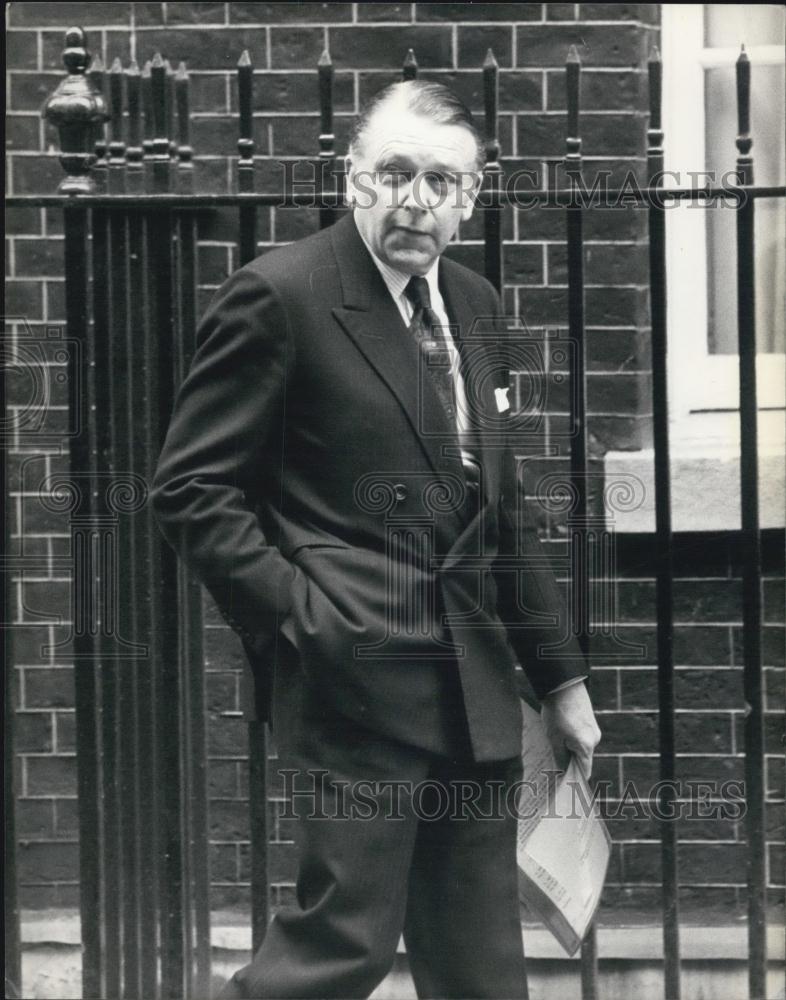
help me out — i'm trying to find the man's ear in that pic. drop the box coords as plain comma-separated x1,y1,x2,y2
460,169,483,222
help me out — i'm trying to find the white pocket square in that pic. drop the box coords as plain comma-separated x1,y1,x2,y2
494,387,511,413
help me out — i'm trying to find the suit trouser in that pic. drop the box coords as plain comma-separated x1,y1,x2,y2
218,639,528,1000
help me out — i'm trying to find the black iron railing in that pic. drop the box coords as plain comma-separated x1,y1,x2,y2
5,24,783,1000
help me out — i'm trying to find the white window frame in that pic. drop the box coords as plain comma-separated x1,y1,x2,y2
661,4,785,443
603,6,784,532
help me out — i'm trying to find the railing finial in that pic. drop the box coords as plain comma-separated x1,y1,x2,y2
482,46,499,155
735,43,753,182
317,44,335,229
42,27,109,194
648,45,663,134
565,44,582,177
63,26,90,73
108,55,126,183
124,59,143,186
175,61,193,187
482,44,502,292
150,52,171,190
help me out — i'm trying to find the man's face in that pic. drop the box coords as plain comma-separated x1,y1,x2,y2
346,100,482,276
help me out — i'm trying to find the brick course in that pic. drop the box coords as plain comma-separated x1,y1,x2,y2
6,1,784,926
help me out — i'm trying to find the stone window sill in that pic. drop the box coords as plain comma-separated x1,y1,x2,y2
603,412,785,533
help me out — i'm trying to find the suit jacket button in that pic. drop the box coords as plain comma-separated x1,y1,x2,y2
393,483,408,502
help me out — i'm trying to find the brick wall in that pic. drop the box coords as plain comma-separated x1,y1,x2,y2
6,1,784,919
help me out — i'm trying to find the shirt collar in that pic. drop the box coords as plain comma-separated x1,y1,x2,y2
355,215,441,306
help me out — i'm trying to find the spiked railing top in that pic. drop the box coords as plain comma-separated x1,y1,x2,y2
648,46,662,130
318,48,333,136
736,45,751,145
175,62,191,151
566,44,581,140
108,57,124,142
237,50,253,142
125,60,142,156
483,48,499,160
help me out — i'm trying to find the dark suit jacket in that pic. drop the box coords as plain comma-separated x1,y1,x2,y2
150,211,587,762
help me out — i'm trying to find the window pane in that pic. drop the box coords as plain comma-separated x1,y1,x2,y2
704,63,785,354
704,4,785,48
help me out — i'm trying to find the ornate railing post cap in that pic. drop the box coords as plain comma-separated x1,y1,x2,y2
42,27,109,194
43,27,108,126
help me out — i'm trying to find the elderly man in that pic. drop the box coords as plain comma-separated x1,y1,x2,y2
151,80,600,1000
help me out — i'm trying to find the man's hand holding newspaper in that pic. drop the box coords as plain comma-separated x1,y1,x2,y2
541,680,602,779
517,696,611,956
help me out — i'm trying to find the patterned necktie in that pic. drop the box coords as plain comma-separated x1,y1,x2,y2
404,276,485,513
404,276,457,424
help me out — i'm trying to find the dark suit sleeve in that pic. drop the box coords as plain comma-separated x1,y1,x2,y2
482,281,589,700
150,264,301,654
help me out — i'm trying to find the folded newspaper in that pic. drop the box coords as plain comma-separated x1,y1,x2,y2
516,698,611,956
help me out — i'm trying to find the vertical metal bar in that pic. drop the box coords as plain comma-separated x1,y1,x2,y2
91,200,123,1000
105,68,144,991
483,48,502,293
647,48,681,1000
249,723,269,953
148,195,186,998
237,50,257,264
318,48,335,230
236,52,269,953
136,207,162,1000
65,202,105,997
175,62,194,191
565,45,587,637
145,63,185,989
151,53,171,193
647,49,680,1000
174,204,211,997
564,45,598,1000
4,408,21,999
402,47,418,80
115,202,143,1000
735,46,767,1000
109,198,144,1000
173,60,206,986
125,60,144,194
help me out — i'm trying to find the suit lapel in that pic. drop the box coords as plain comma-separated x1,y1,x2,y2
329,214,467,491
